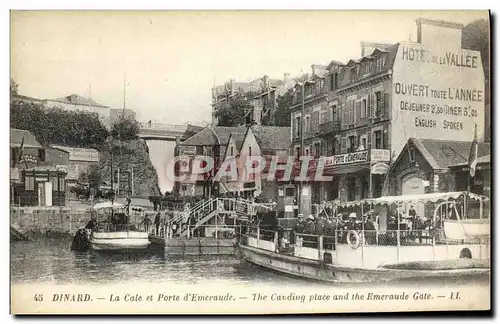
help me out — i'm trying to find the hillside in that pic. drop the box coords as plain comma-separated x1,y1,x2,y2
98,139,161,197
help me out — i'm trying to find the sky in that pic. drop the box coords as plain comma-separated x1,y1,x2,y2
11,10,488,126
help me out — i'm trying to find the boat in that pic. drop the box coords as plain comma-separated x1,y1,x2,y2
237,191,490,283
71,200,151,252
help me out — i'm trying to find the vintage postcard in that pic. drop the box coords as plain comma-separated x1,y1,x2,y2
10,10,491,315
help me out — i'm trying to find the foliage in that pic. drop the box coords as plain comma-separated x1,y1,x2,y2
10,99,109,148
214,93,255,127
273,89,293,127
110,116,140,142
86,164,102,191
10,79,18,97
462,19,489,80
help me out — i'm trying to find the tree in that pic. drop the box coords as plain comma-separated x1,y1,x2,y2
273,89,293,126
10,98,109,148
214,93,254,127
111,116,140,142
87,163,102,193
10,78,18,98
462,19,489,80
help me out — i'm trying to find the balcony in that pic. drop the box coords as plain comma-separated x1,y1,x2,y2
318,120,341,134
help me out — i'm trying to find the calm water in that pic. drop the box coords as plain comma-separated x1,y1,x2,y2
11,237,490,289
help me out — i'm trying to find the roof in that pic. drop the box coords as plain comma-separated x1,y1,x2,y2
450,154,491,168
10,129,43,148
13,94,45,102
338,43,399,89
180,126,245,147
48,94,109,108
250,125,291,151
51,146,99,162
411,138,490,170
229,131,246,152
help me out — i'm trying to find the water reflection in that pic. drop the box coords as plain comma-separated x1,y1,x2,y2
11,237,490,289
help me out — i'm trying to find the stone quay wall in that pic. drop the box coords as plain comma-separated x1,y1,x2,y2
10,206,166,239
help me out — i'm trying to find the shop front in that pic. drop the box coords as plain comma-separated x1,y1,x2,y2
17,167,67,206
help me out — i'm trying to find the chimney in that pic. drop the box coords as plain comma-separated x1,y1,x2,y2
415,18,463,50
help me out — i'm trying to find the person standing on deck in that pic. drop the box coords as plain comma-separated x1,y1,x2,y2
140,215,152,233
154,212,161,236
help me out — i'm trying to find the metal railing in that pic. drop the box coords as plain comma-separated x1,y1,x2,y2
239,225,490,266
154,224,240,240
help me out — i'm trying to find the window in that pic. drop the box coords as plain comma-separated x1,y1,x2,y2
375,91,383,117
25,176,35,191
330,72,338,90
38,149,46,162
305,116,310,133
409,147,416,163
305,147,310,156
285,187,295,197
314,143,321,158
348,135,357,153
59,177,65,191
374,130,382,149
294,116,301,138
361,137,367,150
332,138,338,155
51,176,58,191
332,105,337,122
295,147,301,159
182,185,187,191
248,146,252,157
362,99,368,118
230,147,234,156
350,67,357,82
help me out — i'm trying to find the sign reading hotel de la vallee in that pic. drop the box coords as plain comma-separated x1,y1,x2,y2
391,41,485,155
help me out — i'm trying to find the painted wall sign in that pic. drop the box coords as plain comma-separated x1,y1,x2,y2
370,149,391,163
324,150,369,167
178,146,196,156
391,42,485,157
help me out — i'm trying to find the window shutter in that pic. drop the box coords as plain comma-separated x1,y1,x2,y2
383,130,389,149
368,94,374,118
341,137,346,153
342,104,347,126
312,111,319,132
356,101,361,123
383,93,390,117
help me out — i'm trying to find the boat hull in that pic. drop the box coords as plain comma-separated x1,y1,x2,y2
90,231,150,251
239,244,490,283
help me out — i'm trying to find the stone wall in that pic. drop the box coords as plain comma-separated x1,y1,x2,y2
11,206,157,238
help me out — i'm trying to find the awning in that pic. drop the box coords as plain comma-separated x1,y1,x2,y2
337,191,489,208
323,162,370,175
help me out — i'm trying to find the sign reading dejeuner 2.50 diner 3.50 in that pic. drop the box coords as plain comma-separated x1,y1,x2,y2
391,42,485,154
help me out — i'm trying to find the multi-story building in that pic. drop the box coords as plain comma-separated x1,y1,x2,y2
46,94,111,128
290,18,486,215
211,73,297,127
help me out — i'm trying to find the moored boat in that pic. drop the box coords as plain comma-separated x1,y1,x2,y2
71,200,151,252
238,191,490,283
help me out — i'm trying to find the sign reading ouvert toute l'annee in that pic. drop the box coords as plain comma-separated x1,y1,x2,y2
391,42,485,156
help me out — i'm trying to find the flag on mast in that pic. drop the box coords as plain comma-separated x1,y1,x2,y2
468,123,478,178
